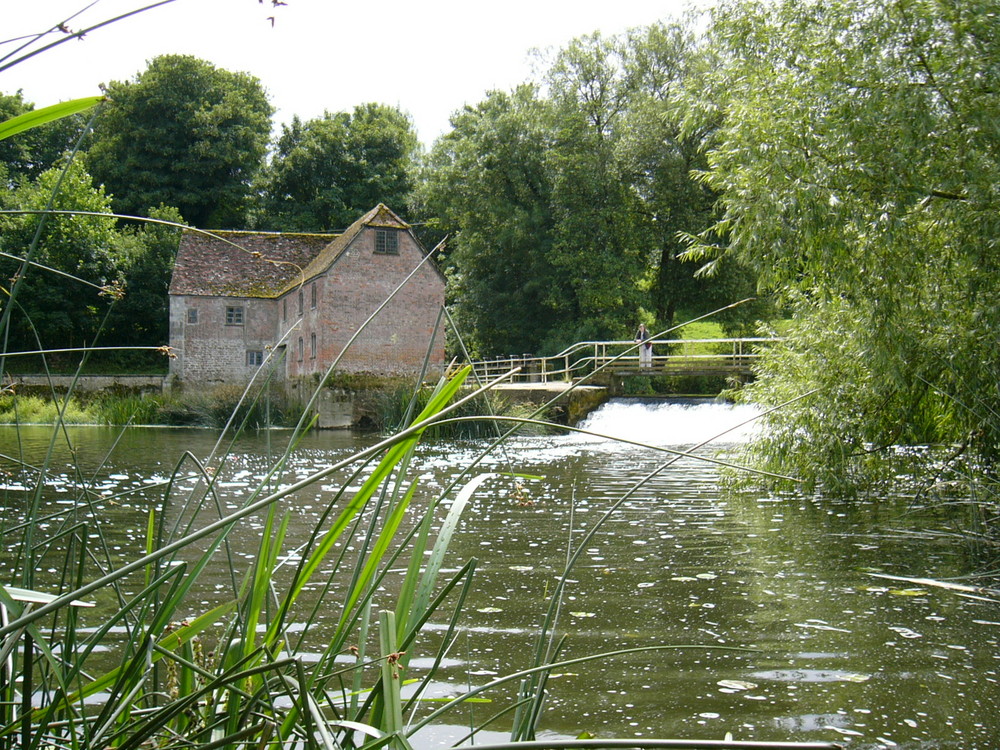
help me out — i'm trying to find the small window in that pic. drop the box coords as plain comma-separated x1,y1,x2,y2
298,290,304,316
374,229,399,255
297,337,304,361
310,332,317,358
246,350,264,366
187,308,198,325
226,306,244,326
310,283,317,309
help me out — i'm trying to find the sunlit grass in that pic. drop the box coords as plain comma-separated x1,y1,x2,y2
0,393,95,424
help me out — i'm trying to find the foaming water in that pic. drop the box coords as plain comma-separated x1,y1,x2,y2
578,398,762,446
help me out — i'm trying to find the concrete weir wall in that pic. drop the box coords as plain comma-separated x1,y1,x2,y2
7,375,608,430
10,375,167,394
290,380,609,430
302,383,608,430
490,383,609,426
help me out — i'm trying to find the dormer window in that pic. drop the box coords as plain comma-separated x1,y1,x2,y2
374,229,399,255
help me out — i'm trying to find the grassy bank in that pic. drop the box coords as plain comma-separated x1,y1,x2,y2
0,386,306,428
0,383,556,435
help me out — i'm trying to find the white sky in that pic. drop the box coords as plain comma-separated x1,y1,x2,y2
5,0,704,147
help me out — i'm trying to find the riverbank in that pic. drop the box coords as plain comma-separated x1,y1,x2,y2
0,378,593,431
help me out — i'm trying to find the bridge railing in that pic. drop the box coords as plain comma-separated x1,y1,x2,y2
469,337,781,384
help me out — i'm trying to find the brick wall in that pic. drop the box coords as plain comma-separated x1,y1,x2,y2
286,227,445,378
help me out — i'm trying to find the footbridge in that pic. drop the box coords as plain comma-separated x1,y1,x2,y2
470,337,780,385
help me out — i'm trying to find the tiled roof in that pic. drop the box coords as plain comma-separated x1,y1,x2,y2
169,230,336,298
169,205,412,299
287,204,410,294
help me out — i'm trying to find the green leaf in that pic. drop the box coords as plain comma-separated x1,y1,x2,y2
0,97,103,141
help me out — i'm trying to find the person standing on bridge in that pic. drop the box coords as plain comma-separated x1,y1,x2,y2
635,323,653,368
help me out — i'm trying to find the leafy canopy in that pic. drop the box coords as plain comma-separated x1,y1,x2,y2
421,23,762,356
255,103,419,232
689,0,1000,488
86,54,272,228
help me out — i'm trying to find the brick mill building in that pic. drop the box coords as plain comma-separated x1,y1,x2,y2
167,204,446,386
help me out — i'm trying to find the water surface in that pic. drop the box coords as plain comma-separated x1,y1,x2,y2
0,400,995,748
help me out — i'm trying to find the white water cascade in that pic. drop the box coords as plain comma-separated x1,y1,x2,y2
577,398,762,447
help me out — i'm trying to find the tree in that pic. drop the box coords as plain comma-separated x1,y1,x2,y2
102,205,183,361
419,86,560,355
543,32,649,343
255,104,418,232
0,160,122,355
86,55,272,228
0,91,88,184
420,24,770,358
618,22,762,331
689,0,1000,488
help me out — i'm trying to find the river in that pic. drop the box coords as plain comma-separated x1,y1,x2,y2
0,399,996,748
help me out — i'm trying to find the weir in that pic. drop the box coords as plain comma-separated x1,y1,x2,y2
578,397,762,445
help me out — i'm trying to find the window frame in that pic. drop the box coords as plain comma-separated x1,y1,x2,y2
310,332,317,359
225,306,244,326
246,350,264,367
374,229,400,255
187,308,198,325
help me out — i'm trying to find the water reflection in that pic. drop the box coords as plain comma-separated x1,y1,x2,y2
0,401,996,748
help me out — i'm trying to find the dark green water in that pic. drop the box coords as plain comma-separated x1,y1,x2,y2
0,400,996,748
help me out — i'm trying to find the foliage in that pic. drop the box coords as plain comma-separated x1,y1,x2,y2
0,159,121,355
0,91,92,183
88,391,162,425
689,0,1000,489
421,23,769,357
86,54,273,228
544,33,648,343
0,393,94,424
254,104,419,231
419,86,559,356
101,205,183,351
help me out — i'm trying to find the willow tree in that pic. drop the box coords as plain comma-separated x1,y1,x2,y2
688,0,1000,490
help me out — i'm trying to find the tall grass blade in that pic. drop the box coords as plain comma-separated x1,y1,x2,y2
0,97,103,141
378,610,404,740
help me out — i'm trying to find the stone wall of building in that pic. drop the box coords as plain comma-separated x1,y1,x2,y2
170,294,280,385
